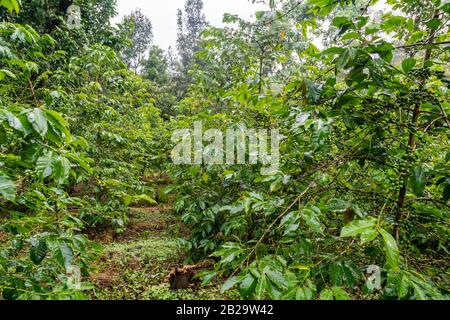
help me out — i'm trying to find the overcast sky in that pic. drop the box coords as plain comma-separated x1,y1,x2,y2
112,0,267,51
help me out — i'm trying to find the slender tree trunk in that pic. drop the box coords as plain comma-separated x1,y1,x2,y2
258,46,265,94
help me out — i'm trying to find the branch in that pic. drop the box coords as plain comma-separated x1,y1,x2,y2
396,40,450,49
230,180,316,277
28,78,40,108
253,0,305,27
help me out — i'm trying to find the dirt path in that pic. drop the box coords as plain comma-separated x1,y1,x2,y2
89,206,234,300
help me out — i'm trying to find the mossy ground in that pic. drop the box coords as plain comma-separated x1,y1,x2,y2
89,207,237,300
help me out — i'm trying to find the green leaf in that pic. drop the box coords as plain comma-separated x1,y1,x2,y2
360,229,378,244
265,268,287,290
45,109,70,142
381,16,406,32
426,18,441,30
270,177,282,192
332,287,350,300
319,288,334,300
0,68,16,80
0,173,16,201
408,31,426,44
410,166,426,196
336,47,356,70
340,217,377,237
327,198,349,212
0,0,14,12
200,271,217,286
30,239,47,265
4,111,24,133
27,108,47,138
301,206,323,234
238,273,257,298
254,276,267,299
54,241,73,271
295,280,316,300
11,0,19,13
36,151,54,180
402,58,416,73
380,228,400,272
398,273,411,298
53,156,71,185
332,16,350,27
221,275,241,293
340,31,362,41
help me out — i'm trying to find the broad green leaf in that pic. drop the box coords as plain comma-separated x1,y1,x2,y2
30,239,47,265
11,0,19,13
402,58,416,73
336,47,356,70
398,273,410,299
27,108,47,138
54,241,73,271
360,229,378,244
0,173,16,201
332,16,350,28
327,198,349,212
36,151,54,180
381,16,406,32
332,287,350,300
221,275,241,293
45,109,70,142
408,31,426,44
265,268,287,290
410,166,426,196
426,18,441,30
0,68,15,80
200,271,217,286
53,156,71,185
4,111,24,133
319,288,334,300
340,217,377,237
296,280,316,300
0,0,14,12
254,276,267,300
340,31,362,41
380,228,400,272
238,273,257,298
270,177,282,192
301,206,323,234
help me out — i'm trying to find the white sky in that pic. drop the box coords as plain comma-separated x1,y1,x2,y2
112,0,267,51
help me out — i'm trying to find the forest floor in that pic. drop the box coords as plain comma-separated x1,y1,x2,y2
88,205,237,300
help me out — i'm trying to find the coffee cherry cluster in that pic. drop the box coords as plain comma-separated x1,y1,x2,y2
408,67,432,80
396,88,440,107
433,70,446,79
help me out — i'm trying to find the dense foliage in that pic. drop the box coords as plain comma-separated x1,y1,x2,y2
169,0,450,300
0,0,449,300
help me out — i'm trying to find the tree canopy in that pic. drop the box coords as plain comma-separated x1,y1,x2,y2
0,0,449,300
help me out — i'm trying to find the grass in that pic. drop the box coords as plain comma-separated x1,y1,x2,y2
90,206,235,300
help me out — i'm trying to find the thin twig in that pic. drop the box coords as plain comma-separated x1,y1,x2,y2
230,180,316,277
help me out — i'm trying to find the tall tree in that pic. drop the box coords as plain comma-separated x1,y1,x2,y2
120,8,153,73
143,45,169,85
0,0,118,54
175,0,208,95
